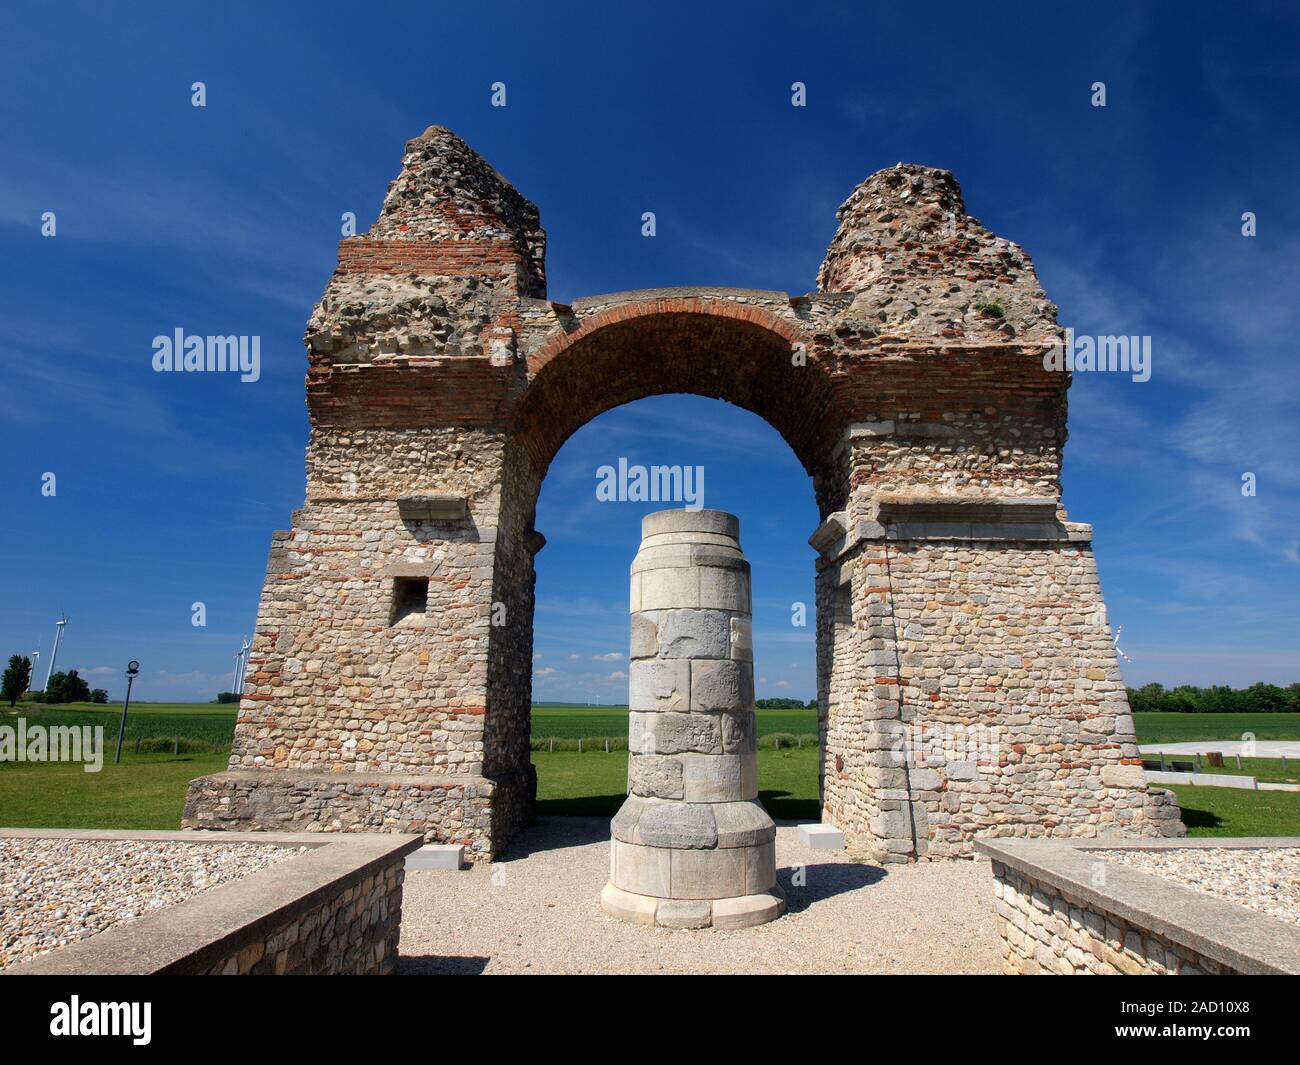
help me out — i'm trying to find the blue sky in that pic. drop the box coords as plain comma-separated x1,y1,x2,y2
2,1,1298,702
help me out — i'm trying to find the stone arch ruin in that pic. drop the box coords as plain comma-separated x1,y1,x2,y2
183,125,1185,860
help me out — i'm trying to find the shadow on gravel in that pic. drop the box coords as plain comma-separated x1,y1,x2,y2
496,815,611,859
397,954,490,975
778,861,887,913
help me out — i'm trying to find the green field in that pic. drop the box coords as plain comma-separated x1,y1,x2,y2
531,704,816,739
0,751,228,829
3,703,1297,838
534,747,818,821
1169,785,1300,837
6,701,236,750
1131,712,1300,744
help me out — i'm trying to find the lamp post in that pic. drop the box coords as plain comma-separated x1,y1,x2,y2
114,661,140,765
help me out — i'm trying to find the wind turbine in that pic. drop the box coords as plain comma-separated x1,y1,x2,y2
42,612,69,692
30,639,40,691
1113,624,1133,664
232,636,252,694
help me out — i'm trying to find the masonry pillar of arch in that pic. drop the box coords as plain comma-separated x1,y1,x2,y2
182,124,1185,861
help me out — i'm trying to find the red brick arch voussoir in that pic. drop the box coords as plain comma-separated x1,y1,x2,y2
525,295,812,379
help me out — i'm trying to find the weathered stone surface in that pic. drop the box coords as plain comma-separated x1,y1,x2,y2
679,752,756,803
629,612,660,660
628,659,690,713
720,711,755,754
654,899,713,929
635,802,718,849
606,510,781,927
627,755,684,800
729,617,753,661
690,659,753,713
629,711,722,756
658,609,731,659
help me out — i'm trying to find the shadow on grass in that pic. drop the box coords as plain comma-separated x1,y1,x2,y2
535,791,821,823
759,789,820,822
535,794,625,818
1176,803,1225,831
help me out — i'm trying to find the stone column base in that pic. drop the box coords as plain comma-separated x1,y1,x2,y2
600,882,786,930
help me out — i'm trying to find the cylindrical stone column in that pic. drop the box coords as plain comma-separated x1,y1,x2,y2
601,509,785,929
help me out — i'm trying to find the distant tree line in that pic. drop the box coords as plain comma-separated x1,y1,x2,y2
756,697,816,710
2,656,107,706
1128,682,1300,714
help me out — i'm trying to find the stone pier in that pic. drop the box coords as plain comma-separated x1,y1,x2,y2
601,509,785,930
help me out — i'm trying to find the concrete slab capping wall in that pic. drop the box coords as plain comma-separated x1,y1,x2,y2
183,124,1185,862
2,829,423,975
978,837,1300,975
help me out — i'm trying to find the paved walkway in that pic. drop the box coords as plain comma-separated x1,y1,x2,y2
398,817,1000,975
1139,741,1300,757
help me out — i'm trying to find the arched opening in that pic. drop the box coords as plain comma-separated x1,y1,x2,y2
523,393,821,821
480,302,848,845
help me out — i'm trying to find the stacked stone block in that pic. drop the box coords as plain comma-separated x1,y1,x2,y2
602,510,785,929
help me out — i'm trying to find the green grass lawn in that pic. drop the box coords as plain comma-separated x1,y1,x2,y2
2,702,1297,837
534,747,819,821
531,704,816,739
0,752,228,830
1132,712,1300,744
1168,785,1300,837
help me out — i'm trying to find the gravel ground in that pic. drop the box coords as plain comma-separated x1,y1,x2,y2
1097,847,1300,925
0,839,303,969
399,817,999,974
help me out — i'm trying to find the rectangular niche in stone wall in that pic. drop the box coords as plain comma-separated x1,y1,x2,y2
390,577,429,625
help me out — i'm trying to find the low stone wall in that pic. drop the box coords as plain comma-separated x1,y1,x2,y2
3,829,422,975
182,768,533,863
977,837,1300,975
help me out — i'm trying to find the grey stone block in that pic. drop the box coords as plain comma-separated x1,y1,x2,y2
655,899,713,929
628,658,690,712
629,612,660,659
669,846,746,899
405,843,465,871
630,711,722,755
611,840,671,897
658,608,731,659
796,824,845,850
713,801,777,848
729,616,753,660
690,659,753,713
711,890,786,930
698,565,749,611
628,755,684,799
680,752,756,803
720,711,755,753
909,767,942,791
636,802,717,849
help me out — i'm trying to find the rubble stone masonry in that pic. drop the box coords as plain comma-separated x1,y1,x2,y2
183,125,1184,860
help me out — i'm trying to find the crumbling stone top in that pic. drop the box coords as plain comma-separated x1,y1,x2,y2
367,125,546,297
818,163,1060,343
